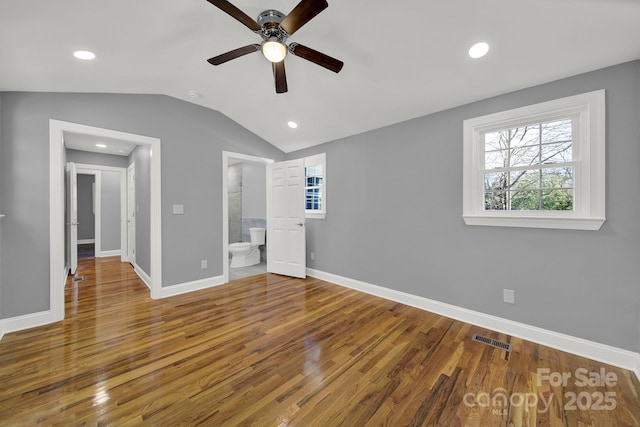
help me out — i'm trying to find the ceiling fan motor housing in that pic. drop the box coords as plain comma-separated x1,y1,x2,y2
258,10,285,27
257,10,289,42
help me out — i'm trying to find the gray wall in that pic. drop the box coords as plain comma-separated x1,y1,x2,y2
0,93,51,317
101,170,121,251
241,162,267,261
287,60,640,353
77,174,95,240
228,164,242,244
129,145,151,275
66,149,128,168
0,92,284,318
241,162,266,219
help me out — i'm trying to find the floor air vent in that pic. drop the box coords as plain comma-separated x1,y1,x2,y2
472,334,512,352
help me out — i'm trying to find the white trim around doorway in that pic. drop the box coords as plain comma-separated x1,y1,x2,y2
75,164,127,259
49,120,163,330
222,151,274,284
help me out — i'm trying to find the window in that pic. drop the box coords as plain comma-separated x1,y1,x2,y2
483,119,574,211
304,153,326,219
463,90,605,230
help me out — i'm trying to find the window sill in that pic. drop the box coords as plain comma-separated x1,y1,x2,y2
306,211,326,220
462,215,605,231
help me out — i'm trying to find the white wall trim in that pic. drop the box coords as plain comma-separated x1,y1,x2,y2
76,163,128,261
157,275,226,299
97,249,122,258
50,120,163,323
1,310,56,335
77,239,95,244
462,90,606,230
307,268,640,381
222,151,274,284
134,263,152,290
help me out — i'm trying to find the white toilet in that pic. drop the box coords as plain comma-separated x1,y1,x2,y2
229,227,265,268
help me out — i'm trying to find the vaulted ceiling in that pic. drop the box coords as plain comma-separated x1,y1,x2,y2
1,0,639,153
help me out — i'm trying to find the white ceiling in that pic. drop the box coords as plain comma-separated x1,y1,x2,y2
1,0,639,153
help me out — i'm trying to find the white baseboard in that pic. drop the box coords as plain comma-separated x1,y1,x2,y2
0,310,56,336
157,275,226,299
77,239,95,244
97,249,121,258
134,263,152,290
307,268,640,381
0,323,4,341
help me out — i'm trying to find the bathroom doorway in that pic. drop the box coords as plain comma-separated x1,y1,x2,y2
222,152,273,282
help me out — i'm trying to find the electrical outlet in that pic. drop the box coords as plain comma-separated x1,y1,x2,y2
173,204,184,215
503,289,515,304
310,252,315,261
201,260,208,269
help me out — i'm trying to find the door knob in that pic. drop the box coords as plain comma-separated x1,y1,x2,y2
296,222,304,226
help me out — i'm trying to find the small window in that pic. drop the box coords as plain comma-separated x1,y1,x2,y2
463,90,605,230
304,153,326,219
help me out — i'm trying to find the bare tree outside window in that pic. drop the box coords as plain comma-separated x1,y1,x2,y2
483,119,574,211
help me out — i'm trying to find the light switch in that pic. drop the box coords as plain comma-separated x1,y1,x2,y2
503,289,515,304
173,204,184,215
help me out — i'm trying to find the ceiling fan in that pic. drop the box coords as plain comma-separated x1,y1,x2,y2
205,0,344,93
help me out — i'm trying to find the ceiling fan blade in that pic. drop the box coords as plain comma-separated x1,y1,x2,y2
289,43,344,73
205,0,262,32
280,0,328,36
272,61,288,93
207,44,260,65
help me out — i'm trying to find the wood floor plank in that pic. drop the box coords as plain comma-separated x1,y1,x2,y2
1,256,639,426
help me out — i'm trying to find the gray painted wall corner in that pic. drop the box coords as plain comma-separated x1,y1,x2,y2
0,92,284,317
288,60,640,353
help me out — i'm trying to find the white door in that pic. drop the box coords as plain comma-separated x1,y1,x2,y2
267,159,306,278
127,163,136,265
66,162,78,275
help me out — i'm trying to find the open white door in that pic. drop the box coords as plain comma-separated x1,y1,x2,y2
66,162,78,275
267,159,306,278
127,163,136,265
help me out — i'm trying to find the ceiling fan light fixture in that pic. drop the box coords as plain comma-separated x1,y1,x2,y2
262,39,287,63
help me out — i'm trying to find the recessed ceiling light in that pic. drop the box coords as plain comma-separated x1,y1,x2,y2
73,50,96,60
188,90,202,98
468,42,489,59
96,143,107,148
288,121,298,129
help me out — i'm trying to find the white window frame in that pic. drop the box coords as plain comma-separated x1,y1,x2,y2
463,90,605,230
304,153,326,219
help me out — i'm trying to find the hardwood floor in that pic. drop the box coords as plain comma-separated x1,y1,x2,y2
0,257,639,426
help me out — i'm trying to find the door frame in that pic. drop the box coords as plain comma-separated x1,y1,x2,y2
66,162,78,275
75,170,98,247
127,163,136,265
222,151,273,284
50,120,163,324
75,164,127,259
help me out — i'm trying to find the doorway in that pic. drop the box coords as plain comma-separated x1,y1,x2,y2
50,120,163,324
222,152,273,283
76,172,96,260
69,164,127,263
